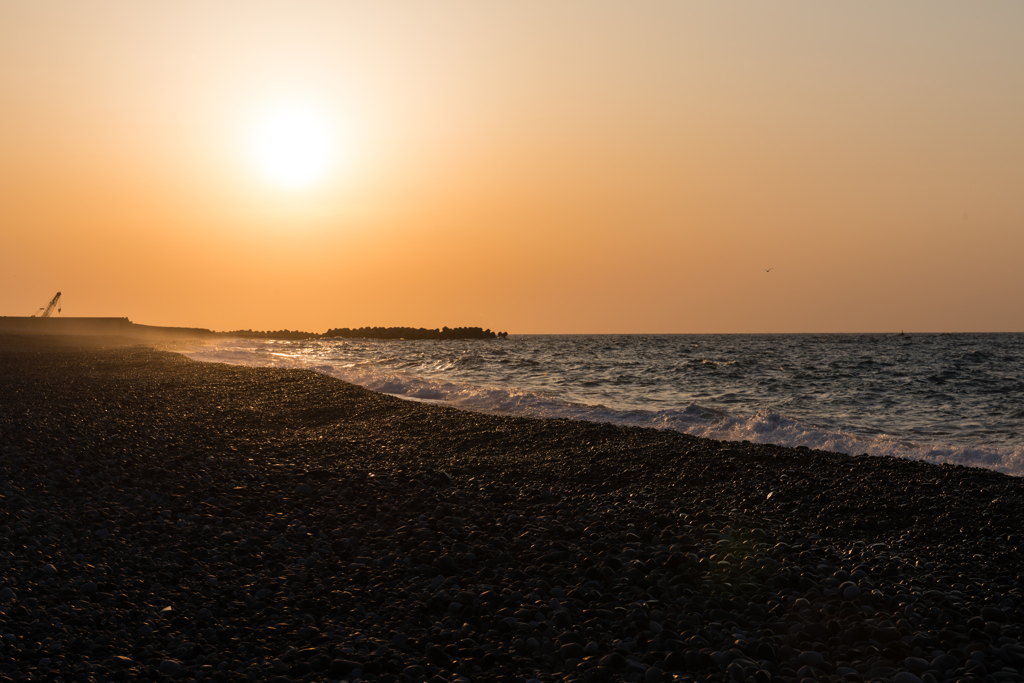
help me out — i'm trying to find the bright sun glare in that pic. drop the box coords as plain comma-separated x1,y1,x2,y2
253,105,335,189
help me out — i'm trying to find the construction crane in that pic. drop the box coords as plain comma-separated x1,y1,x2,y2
32,292,62,317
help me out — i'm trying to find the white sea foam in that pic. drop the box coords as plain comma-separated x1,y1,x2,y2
180,338,1024,477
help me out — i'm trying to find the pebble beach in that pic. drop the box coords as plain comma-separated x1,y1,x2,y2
1,336,1022,683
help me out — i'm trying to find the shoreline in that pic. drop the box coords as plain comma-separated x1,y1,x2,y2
180,337,1024,478
1,335,1022,683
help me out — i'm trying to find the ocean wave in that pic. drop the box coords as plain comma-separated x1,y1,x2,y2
181,340,1024,477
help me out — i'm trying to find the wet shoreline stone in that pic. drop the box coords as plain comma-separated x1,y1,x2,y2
0,336,1022,683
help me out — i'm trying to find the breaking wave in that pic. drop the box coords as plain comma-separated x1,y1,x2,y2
180,336,1024,477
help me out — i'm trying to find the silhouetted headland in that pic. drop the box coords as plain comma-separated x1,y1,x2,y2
0,316,217,340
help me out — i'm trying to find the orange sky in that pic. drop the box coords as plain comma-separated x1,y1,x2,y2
2,2,1023,333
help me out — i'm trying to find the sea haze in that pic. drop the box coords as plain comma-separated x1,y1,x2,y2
182,333,1024,476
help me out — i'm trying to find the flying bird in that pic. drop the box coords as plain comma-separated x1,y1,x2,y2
765,267,773,273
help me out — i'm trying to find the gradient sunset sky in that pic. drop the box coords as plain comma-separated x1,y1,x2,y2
3,2,1023,333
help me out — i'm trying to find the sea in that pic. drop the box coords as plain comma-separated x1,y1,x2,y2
181,334,1024,477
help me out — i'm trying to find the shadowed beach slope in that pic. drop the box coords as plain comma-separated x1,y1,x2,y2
0,336,1022,683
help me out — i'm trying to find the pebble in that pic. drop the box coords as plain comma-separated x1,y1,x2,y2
932,654,958,674
158,659,182,675
797,651,824,667
904,656,930,674
894,673,924,683
435,554,458,573
645,666,665,683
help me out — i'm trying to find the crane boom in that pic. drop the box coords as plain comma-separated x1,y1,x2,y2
36,292,62,318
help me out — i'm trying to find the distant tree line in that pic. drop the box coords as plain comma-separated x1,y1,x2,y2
323,326,508,340
223,329,319,340
223,326,508,340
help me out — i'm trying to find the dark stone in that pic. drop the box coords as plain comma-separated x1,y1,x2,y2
663,651,686,671
435,555,458,573
426,645,456,668
599,653,628,671
797,651,824,667
980,606,1005,623
328,660,361,676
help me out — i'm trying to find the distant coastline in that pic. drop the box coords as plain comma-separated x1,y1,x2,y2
0,317,507,341
227,326,508,340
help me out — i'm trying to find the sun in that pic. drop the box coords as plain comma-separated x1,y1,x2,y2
252,105,335,189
